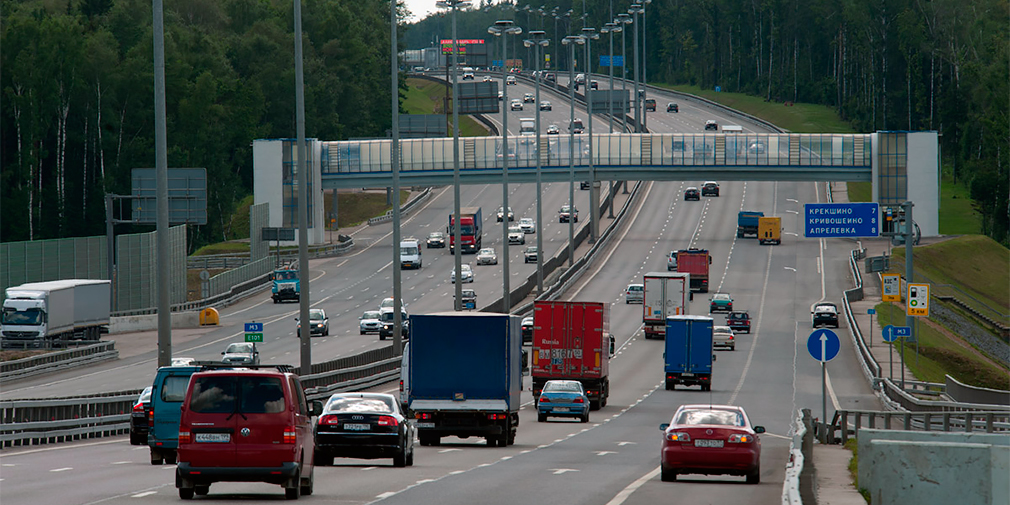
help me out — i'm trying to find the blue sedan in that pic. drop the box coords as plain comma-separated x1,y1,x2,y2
537,380,590,423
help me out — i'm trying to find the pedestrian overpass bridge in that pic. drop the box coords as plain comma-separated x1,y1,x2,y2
252,130,939,240
318,132,874,188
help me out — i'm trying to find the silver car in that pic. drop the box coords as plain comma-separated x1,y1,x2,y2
625,283,644,304
360,310,382,335
519,217,536,234
713,325,736,351
451,264,474,283
508,226,526,244
476,248,499,265
221,342,260,365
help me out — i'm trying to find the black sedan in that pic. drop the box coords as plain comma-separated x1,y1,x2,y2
314,393,415,467
684,187,701,201
426,231,446,248
130,386,153,445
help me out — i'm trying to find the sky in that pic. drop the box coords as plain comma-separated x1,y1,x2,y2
403,0,440,22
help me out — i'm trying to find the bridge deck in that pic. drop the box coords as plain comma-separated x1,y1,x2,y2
321,132,872,187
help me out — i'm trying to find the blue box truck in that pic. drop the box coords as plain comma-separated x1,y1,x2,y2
408,312,521,447
737,211,765,238
664,315,715,391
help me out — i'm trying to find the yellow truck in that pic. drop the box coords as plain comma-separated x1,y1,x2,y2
758,216,782,245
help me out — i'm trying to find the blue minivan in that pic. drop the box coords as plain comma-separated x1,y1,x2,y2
148,365,204,465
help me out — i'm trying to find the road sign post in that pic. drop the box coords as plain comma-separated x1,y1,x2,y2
867,308,875,346
807,329,840,443
244,322,264,343
804,203,880,238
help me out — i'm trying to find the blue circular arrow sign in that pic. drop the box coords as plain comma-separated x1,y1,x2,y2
807,329,840,362
882,324,898,343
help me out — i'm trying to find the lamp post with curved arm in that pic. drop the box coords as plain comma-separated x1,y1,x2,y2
488,20,522,313
600,21,621,218
636,0,652,131
628,3,643,133
582,27,600,243
435,0,470,310
524,31,549,294
562,35,584,267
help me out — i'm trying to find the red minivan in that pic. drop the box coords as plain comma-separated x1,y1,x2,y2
175,368,322,500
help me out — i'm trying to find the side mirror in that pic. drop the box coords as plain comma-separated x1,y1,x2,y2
609,335,616,356
221,351,225,355
689,292,694,301
753,426,766,434
311,400,323,417
712,354,717,362
659,423,669,430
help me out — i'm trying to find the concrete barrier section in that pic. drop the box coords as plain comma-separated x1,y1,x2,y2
109,312,201,334
858,429,1008,505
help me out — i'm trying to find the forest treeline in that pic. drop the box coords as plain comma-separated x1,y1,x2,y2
3,0,1007,248
411,0,1009,244
1,0,396,248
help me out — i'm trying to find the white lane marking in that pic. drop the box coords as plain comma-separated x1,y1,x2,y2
438,448,461,453
416,479,436,484
362,466,377,471
764,432,791,440
111,461,131,465
131,491,157,498
448,470,465,475
604,466,661,505
617,441,636,446
376,492,397,499
50,467,72,472
595,451,617,456
825,368,842,410
550,468,579,475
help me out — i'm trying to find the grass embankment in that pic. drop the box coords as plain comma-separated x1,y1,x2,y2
405,78,489,137
872,236,1009,390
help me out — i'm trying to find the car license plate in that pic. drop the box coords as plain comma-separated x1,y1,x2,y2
554,407,570,412
682,373,695,377
695,439,724,448
195,433,230,443
343,423,371,431
416,422,435,428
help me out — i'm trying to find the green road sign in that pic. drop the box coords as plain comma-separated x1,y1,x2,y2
245,333,264,343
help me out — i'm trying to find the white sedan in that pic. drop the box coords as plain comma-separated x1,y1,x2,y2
713,325,736,350
508,226,526,244
519,217,536,234
510,99,523,111
451,264,474,283
476,248,499,265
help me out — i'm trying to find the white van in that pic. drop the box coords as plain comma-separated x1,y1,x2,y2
400,238,422,269
722,125,744,133
519,118,536,136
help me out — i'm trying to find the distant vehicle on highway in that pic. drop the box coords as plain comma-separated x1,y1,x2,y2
701,181,720,197
726,311,751,333
709,293,734,313
296,308,330,336
476,247,499,265
625,283,644,304
537,380,590,423
713,325,736,351
360,310,382,335
221,342,259,365
508,226,526,244
451,264,474,283
519,217,536,233
667,103,679,113
523,246,538,263
426,231,446,248
540,100,552,111
313,392,415,468
130,386,153,445
558,205,579,223
705,119,719,131
510,99,523,111
684,187,700,200
523,93,535,103
547,124,560,135
812,302,839,328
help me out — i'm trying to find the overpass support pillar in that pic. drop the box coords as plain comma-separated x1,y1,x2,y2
589,183,600,243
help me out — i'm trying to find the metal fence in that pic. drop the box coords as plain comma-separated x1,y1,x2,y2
1,236,107,303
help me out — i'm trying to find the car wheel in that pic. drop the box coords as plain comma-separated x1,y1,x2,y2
130,432,141,445
746,464,761,484
379,334,386,341
581,413,590,423
360,330,366,335
323,328,329,336
486,437,497,447
314,452,333,466
406,448,415,466
164,452,177,465
660,466,677,482
194,485,210,496
179,488,195,500
731,345,736,351
665,381,674,391
393,448,408,468
538,413,546,422
590,400,600,411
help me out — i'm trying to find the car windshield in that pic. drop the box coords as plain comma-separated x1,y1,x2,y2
309,309,325,320
429,232,443,239
189,376,287,414
362,311,380,320
380,298,394,308
675,409,745,427
544,381,582,393
380,311,407,322
729,313,748,320
714,294,731,301
225,343,254,354
324,396,394,414
714,326,732,334
479,248,494,255
1,307,43,325
509,226,522,233
628,285,643,292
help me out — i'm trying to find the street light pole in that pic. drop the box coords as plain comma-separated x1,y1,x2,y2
601,22,620,219
629,4,642,133
637,0,652,132
617,13,632,193
489,20,522,314
436,0,470,311
562,35,584,267
582,27,599,244
390,0,403,352
524,31,549,295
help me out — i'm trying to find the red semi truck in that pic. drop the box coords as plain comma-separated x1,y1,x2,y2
448,206,482,253
676,248,712,292
531,301,612,410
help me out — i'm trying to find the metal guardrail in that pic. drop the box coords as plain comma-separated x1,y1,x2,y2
1,390,142,447
782,409,814,505
0,341,119,381
829,409,1010,445
367,187,433,225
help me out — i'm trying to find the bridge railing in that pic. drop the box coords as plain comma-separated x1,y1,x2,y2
324,133,872,174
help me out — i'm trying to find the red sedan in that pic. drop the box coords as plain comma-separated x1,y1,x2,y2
659,404,764,483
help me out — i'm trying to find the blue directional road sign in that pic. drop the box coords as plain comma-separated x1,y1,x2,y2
881,325,911,343
244,322,263,333
804,203,880,238
599,55,624,67
807,329,840,362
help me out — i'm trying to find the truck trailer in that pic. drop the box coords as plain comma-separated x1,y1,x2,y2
408,312,521,447
448,207,482,253
737,211,765,238
676,248,712,293
1,279,110,349
643,272,691,340
664,315,715,391
531,301,611,410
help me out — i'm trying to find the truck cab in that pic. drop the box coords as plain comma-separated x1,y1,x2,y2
271,269,300,303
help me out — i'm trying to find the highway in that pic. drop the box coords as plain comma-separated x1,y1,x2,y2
0,77,880,504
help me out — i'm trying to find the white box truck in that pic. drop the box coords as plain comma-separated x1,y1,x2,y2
642,272,691,340
1,279,111,349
